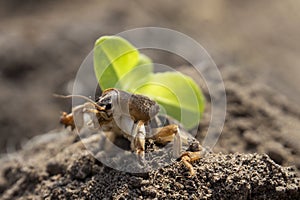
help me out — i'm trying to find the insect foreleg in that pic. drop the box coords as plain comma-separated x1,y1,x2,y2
60,102,101,131
131,120,146,157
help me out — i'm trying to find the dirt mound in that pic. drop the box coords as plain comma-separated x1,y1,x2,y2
0,66,299,199
1,151,299,199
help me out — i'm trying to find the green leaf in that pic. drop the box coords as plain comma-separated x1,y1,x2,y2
115,53,153,91
94,36,140,90
134,72,205,129
137,54,152,67
115,63,153,91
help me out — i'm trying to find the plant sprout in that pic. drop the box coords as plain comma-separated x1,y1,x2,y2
94,36,205,129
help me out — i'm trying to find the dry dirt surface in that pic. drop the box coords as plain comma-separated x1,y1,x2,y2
0,66,299,200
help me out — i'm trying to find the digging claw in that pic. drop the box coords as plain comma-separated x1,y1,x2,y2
180,151,204,177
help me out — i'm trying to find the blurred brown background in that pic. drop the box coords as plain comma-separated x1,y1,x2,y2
0,0,299,153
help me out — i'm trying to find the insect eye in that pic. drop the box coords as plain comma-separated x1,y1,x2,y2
97,96,113,110
105,103,112,110
98,102,112,110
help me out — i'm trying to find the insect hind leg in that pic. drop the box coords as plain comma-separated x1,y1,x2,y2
151,124,182,158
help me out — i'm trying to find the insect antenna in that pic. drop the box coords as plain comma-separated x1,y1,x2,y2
53,94,104,110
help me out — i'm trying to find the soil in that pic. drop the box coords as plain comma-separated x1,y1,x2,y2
0,66,300,199
1,1,300,199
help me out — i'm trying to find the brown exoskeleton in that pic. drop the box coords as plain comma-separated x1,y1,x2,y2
58,88,206,176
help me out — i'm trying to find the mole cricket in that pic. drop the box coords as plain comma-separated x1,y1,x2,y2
58,88,206,176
